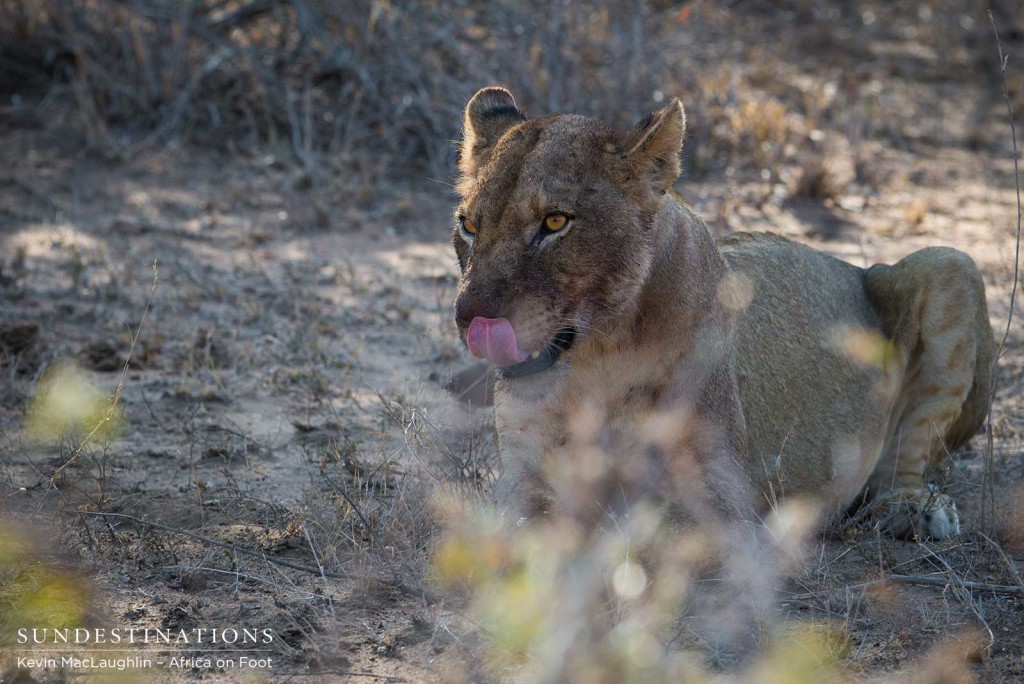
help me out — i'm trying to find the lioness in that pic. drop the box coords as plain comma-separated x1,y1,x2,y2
451,87,993,540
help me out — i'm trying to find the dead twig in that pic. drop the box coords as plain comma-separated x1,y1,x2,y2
301,522,336,620
319,467,375,541
284,671,406,682
979,531,1024,588
161,565,271,586
989,13,1024,359
52,262,159,481
982,11,1023,532
916,545,995,649
65,508,439,604
208,0,281,34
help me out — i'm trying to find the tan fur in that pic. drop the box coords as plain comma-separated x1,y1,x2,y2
452,88,995,539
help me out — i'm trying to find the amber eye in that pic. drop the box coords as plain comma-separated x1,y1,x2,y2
544,214,569,232
461,218,478,236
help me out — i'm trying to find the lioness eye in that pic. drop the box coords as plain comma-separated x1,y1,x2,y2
544,214,568,232
461,218,478,236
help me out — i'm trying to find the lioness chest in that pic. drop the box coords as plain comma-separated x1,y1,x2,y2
496,342,681,450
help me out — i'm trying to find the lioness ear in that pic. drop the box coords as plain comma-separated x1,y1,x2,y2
459,87,527,180
621,99,686,192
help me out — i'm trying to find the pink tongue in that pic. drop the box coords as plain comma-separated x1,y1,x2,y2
466,317,530,367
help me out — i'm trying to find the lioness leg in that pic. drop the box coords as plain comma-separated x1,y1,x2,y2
864,247,994,539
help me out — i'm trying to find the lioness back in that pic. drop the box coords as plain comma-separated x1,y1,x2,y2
718,232,896,510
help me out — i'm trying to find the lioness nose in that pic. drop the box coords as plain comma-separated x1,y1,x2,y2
455,297,490,329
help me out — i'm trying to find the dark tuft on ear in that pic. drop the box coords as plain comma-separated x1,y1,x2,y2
459,87,527,181
621,99,686,192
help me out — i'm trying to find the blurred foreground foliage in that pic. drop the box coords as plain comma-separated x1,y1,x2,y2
431,488,854,683
24,362,115,444
0,526,89,642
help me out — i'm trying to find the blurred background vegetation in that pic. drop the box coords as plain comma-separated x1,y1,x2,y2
2,0,1020,186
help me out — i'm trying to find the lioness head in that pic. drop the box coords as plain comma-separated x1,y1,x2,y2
452,87,686,387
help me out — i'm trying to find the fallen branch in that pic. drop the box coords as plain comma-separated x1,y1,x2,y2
785,574,1024,602
888,573,1024,596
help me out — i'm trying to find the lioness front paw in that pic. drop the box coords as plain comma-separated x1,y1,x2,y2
875,485,960,540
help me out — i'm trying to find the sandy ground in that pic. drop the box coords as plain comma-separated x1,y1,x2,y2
2,5,1024,682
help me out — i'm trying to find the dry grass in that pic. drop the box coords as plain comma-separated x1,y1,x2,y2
0,0,949,192
0,0,679,177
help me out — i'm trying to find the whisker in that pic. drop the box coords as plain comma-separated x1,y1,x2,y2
428,176,456,189
556,316,613,343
